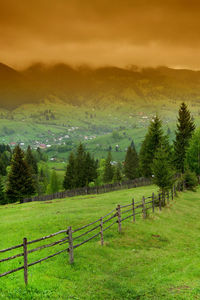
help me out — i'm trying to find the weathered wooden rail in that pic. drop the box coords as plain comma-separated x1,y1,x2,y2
0,185,178,285
23,177,152,203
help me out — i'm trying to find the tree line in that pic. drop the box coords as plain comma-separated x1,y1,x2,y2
0,102,198,204
63,102,198,192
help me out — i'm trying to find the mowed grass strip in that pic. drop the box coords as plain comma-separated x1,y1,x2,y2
0,185,200,299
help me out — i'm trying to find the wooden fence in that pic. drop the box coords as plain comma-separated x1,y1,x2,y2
0,185,179,285
23,177,152,203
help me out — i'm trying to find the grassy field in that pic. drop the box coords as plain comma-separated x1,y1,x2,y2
0,185,200,299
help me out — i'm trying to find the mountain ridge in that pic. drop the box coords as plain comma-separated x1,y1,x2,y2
1,62,200,109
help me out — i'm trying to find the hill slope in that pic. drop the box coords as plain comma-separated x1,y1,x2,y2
1,63,200,109
0,185,200,299
1,63,200,160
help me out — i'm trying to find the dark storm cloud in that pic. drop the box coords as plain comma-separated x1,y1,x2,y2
1,0,200,68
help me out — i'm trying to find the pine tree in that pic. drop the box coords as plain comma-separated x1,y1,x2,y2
139,115,164,177
63,145,98,189
74,143,87,188
0,157,7,176
152,146,174,193
0,177,5,205
130,140,135,149
63,152,76,190
36,147,42,161
25,145,38,174
124,145,139,180
6,145,35,203
84,152,98,186
0,149,11,176
103,151,114,183
174,102,195,173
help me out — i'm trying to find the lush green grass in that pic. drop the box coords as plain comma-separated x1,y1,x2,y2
1,185,200,299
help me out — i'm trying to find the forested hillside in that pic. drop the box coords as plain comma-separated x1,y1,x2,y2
1,63,200,109
1,63,200,161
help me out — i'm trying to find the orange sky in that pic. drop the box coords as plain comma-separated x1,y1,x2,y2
1,0,200,69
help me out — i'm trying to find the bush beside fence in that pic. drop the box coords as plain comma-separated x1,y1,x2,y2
0,184,178,285
23,177,152,203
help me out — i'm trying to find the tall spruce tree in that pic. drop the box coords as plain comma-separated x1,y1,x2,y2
152,146,174,193
130,140,135,149
75,143,87,187
103,151,114,183
124,144,139,180
25,145,38,174
63,152,76,190
174,102,195,173
84,152,98,186
6,145,35,203
0,157,7,176
63,144,98,189
139,115,164,177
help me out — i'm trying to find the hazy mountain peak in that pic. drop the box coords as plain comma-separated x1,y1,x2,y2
0,62,200,109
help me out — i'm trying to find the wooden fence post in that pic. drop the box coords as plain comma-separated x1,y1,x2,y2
117,205,122,233
159,193,162,211
132,198,135,222
142,196,146,219
23,237,28,286
68,226,74,264
152,192,155,213
100,217,104,246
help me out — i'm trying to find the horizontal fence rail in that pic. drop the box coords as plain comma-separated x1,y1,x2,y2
23,177,152,203
0,184,180,285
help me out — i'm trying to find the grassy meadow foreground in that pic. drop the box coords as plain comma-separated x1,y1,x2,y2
0,185,200,299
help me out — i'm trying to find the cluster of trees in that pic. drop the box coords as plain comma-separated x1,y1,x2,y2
6,145,36,203
0,102,198,204
124,142,139,179
0,145,60,204
139,102,197,191
62,142,138,189
63,102,197,192
63,143,98,189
